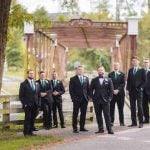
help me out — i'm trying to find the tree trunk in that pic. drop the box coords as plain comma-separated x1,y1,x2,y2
148,0,150,12
0,0,11,93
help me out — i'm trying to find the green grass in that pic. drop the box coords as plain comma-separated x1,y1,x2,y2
0,124,62,150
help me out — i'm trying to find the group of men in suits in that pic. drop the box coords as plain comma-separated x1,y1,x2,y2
19,56,150,136
19,70,65,136
69,56,150,134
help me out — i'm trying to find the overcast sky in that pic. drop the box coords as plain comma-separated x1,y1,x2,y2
17,0,116,13
17,0,148,18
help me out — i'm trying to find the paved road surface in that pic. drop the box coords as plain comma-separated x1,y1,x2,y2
47,125,150,150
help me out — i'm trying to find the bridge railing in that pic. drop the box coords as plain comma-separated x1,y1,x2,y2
0,95,94,128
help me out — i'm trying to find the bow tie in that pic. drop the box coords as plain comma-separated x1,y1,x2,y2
99,76,104,78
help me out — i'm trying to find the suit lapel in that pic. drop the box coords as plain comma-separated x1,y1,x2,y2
75,75,83,87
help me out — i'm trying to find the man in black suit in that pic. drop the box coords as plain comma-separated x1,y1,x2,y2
37,71,53,129
127,56,146,128
69,65,90,133
142,59,150,123
19,69,40,136
108,62,125,126
90,66,114,134
51,71,65,128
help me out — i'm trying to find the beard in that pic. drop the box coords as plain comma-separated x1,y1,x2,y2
28,76,34,80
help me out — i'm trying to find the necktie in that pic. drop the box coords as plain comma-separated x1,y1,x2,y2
115,72,118,79
79,76,83,85
42,80,45,88
31,80,35,91
145,68,148,75
133,68,137,75
99,75,103,78
53,80,57,88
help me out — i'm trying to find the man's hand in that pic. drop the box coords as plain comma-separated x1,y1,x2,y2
40,92,47,97
113,89,119,95
52,91,59,96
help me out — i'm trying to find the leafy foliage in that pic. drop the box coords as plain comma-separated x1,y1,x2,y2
137,12,150,60
33,7,53,28
68,48,111,71
6,28,25,70
9,4,33,29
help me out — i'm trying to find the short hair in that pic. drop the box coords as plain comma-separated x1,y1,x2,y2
27,69,34,74
52,71,57,74
144,58,149,63
97,65,105,70
39,71,45,74
132,56,139,61
77,65,84,68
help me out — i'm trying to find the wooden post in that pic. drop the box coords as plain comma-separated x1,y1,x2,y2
2,98,10,129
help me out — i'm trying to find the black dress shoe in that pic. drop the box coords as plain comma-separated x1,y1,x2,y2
73,130,79,133
33,128,39,131
45,127,51,130
53,125,58,128
61,125,66,128
80,128,88,132
108,129,114,134
128,124,137,127
24,133,37,136
120,123,125,126
139,123,143,128
95,130,104,134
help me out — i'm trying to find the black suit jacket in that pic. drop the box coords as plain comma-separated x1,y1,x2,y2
144,69,150,96
51,80,65,103
90,77,114,104
19,79,40,108
36,79,53,105
108,71,125,97
127,67,146,92
69,75,90,102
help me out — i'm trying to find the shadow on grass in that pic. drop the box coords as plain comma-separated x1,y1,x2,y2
0,124,63,150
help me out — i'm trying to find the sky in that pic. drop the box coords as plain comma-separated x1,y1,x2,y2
17,0,148,18
17,0,115,13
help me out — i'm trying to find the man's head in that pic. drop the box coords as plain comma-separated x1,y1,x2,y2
76,65,84,76
131,56,140,67
143,58,150,68
114,62,120,71
52,71,58,80
97,66,105,76
39,71,46,80
27,69,34,80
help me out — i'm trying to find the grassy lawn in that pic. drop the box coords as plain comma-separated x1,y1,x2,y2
0,124,62,150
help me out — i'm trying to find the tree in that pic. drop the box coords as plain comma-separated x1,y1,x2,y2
148,0,150,12
0,0,11,92
6,28,25,70
137,12,150,60
60,0,80,16
33,7,52,28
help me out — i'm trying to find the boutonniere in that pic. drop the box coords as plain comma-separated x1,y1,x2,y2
83,76,86,81
104,78,108,82
57,80,60,84
35,82,38,85
117,72,121,75
45,80,48,83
